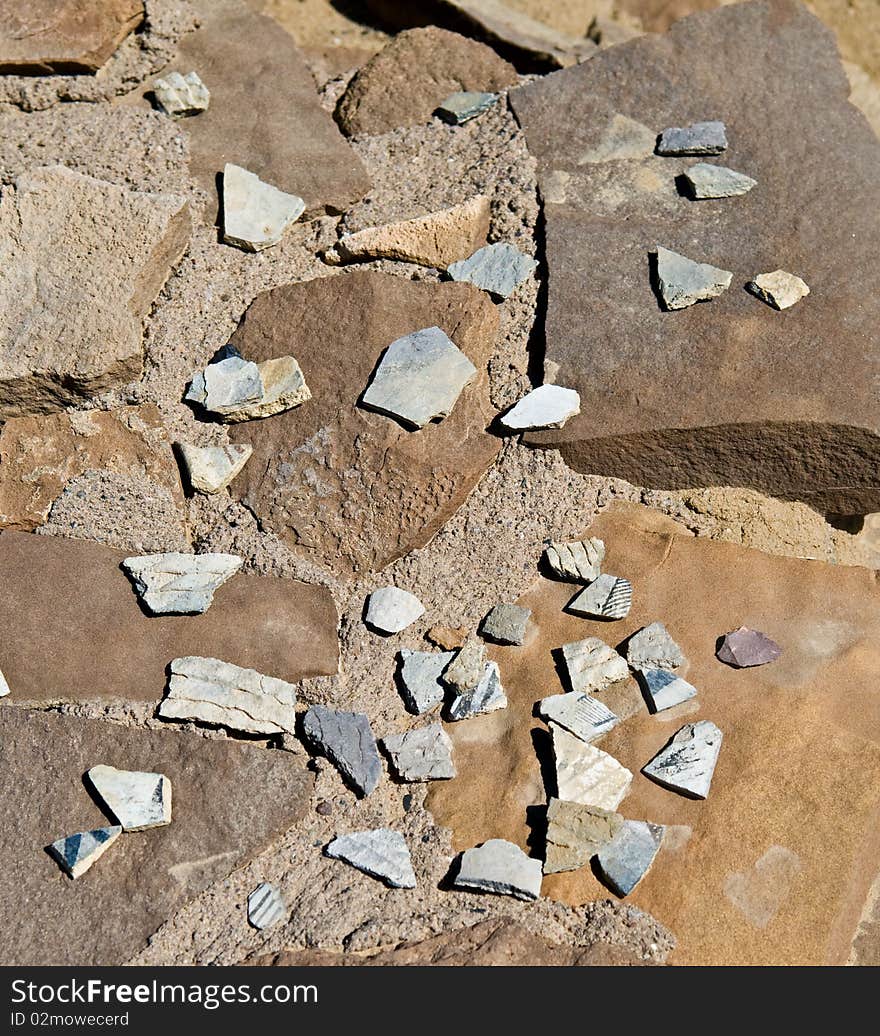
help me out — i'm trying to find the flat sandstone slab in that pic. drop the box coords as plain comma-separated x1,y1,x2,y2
0,166,190,419
510,1,880,513
0,531,337,704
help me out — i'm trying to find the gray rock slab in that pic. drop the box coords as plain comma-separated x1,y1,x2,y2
436,90,499,124
302,705,382,797
683,162,756,199
86,764,171,831
365,586,426,633
643,720,723,799
121,552,242,615
657,120,727,155
553,724,633,809
160,656,298,737
481,602,531,645
447,660,507,720
326,828,416,888
596,819,664,896
361,325,477,429
655,245,733,310
177,442,253,495
447,242,537,300
626,622,686,672
717,626,782,668
442,637,486,694
154,71,210,118
562,637,630,695
544,797,623,874
568,573,632,620
222,163,305,252
48,825,122,880
544,537,604,582
637,668,698,713
248,882,286,930
382,723,455,781
454,838,542,900
747,270,810,310
499,384,580,431
538,691,619,743
397,648,455,713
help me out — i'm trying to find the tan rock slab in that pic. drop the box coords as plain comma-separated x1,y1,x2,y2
0,166,190,419
426,501,880,965
0,405,183,531
0,0,143,74
1,708,313,965
227,272,500,580
0,530,337,704
545,798,624,875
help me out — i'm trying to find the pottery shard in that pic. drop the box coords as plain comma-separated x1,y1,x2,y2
302,705,383,797
0,0,143,75
683,162,757,199
0,531,338,705
248,883,286,930
500,385,581,431
637,668,698,713
717,626,781,668
568,574,632,620
49,825,122,880
383,723,456,781
544,538,605,582
122,552,242,615
86,764,171,832
160,657,298,737
186,348,311,423
642,720,723,799
538,691,619,743
455,838,542,900
447,660,507,720
154,71,209,118
176,442,253,495
510,1,880,513
654,246,733,310
222,164,305,252
0,405,183,531
747,270,810,311
398,648,455,714
336,26,517,137
596,820,664,897
544,798,624,874
626,622,686,671
365,586,426,634
553,724,633,809
436,90,499,124
0,669,9,697
2,707,313,965
657,120,728,156
447,242,538,300
326,829,416,889
481,602,531,645
562,637,630,695
226,273,500,580
331,196,490,270
0,166,190,420
173,0,369,218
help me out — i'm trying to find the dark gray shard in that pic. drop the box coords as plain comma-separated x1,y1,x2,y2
436,90,499,124
657,120,727,156
717,626,782,668
596,820,663,896
642,720,722,799
302,705,382,796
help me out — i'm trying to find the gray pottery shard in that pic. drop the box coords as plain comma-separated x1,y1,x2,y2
303,704,383,796
657,120,727,155
642,720,723,799
568,573,632,620
596,820,664,896
397,648,455,713
326,828,416,888
436,90,499,124
382,723,455,781
447,242,537,299
454,838,542,900
654,246,732,310
626,622,686,671
683,162,756,199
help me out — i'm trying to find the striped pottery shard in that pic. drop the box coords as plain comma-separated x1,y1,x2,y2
86,764,171,831
637,668,697,713
568,573,632,620
543,537,604,582
552,724,632,810
48,826,122,879
248,882,286,930
596,820,664,896
561,637,629,695
538,691,619,743
642,720,723,799
325,829,416,889
122,552,242,615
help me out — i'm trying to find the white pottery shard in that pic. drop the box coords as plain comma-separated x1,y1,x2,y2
0,667,9,697
544,537,605,582
568,573,632,620
87,764,171,831
638,668,698,713
447,242,538,300
642,720,723,799
397,648,455,714
382,723,455,781
654,245,733,310
48,825,122,879
326,829,416,888
222,163,305,252
562,637,630,694
159,656,298,737
500,385,581,431
177,442,253,494
154,71,210,118
365,586,426,633
122,552,242,615
553,723,632,809
596,820,664,896
447,661,507,721
747,270,810,310
454,838,542,900
538,691,619,743
248,882,286,930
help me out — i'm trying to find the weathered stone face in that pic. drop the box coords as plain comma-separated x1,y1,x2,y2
0,0,143,75
510,1,880,513
227,273,500,581
1,708,312,965
0,166,190,419
0,531,337,704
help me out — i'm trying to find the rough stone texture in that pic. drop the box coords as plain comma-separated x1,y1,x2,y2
455,838,542,900
49,825,122,880
683,162,757,199
448,241,538,300
397,648,455,713
383,723,455,781
553,724,633,808
643,720,723,799
153,70,209,118
222,164,305,252
0,0,143,74
160,656,299,737
227,274,500,581
177,442,253,495
596,820,664,897
568,573,632,620
544,537,605,582
562,637,630,694
443,636,487,694
0,531,337,704
366,587,426,633
511,0,880,513
0,166,190,419
0,405,183,531
637,668,698,713
538,691,619,743
657,120,728,155
654,245,733,310
336,26,517,137
330,196,490,270
481,602,531,645
302,705,383,797
248,882,286,930
437,90,499,124
361,326,477,429
122,551,242,614
747,269,810,310
87,764,171,831
500,384,581,430
626,622,687,671
2,708,313,965
717,626,782,668
447,660,507,720
326,829,417,888
545,798,624,874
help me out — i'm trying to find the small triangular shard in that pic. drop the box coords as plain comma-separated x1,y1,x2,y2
642,720,723,799
48,825,122,879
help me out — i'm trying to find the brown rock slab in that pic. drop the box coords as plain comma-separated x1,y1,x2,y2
509,1,880,513
427,501,880,965
0,531,338,704
0,166,190,420
170,0,368,218
336,27,517,137
0,0,143,75
0,405,182,531
227,272,500,580
248,917,651,966
0,708,313,966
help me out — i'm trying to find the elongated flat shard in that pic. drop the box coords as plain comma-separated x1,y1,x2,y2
326,829,416,888
122,552,242,615
86,764,171,831
655,246,733,310
222,163,305,252
562,637,629,695
553,724,632,809
382,723,455,781
643,720,723,799
248,882,286,930
397,648,455,713
657,120,727,155
436,90,499,124
596,820,664,896
500,385,580,431
302,705,382,797
543,537,604,582
637,668,697,713
568,573,632,620
48,825,122,879
455,838,542,900
538,691,618,743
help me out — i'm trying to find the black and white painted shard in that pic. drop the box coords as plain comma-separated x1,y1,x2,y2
568,574,632,620
637,668,698,713
642,720,723,799
538,690,619,743
248,882,286,930
48,825,122,879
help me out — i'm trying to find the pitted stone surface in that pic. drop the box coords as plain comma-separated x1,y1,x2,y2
642,720,723,799
326,829,416,888
122,552,242,615
303,705,383,797
454,838,542,900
